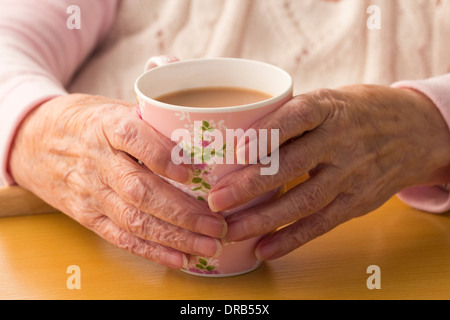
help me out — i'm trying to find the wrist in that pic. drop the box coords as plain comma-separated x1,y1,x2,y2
397,87,450,186
8,100,49,188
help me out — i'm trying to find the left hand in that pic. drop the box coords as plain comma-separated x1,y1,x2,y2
207,84,450,261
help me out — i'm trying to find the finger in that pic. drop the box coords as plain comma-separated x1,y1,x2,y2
225,165,345,242
102,151,227,239
235,92,332,164
88,214,188,269
99,189,222,258
254,194,353,261
208,129,332,212
102,107,190,184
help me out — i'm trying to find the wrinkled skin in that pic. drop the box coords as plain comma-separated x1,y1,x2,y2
10,94,226,269
208,85,450,261
9,85,450,268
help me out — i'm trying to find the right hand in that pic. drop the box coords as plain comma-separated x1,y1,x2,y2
9,94,226,269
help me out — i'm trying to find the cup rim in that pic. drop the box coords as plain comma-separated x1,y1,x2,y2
134,58,293,114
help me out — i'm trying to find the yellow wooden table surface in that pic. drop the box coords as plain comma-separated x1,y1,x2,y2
0,186,449,300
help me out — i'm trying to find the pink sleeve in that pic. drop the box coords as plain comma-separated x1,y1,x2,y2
0,0,118,186
392,74,450,213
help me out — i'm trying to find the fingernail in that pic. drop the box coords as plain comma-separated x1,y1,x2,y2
167,162,191,184
208,187,239,213
167,252,188,269
182,254,189,269
214,239,223,257
194,237,222,258
184,167,196,185
198,215,228,239
255,242,280,261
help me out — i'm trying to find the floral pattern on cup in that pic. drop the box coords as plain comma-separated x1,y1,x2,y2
174,118,235,274
186,257,220,275
173,117,233,203
188,120,229,201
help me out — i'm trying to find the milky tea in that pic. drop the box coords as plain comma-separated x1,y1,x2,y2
155,87,272,108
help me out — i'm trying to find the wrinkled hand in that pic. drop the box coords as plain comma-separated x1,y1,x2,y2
208,85,450,261
10,94,226,269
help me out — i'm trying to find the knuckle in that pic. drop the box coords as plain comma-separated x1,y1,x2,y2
87,215,109,232
170,232,195,254
237,172,266,199
99,103,124,118
146,243,164,262
122,207,148,236
116,229,141,253
311,88,335,102
235,214,262,239
297,143,315,171
171,231,193,251
287,226,307,250
305,213,333,238
251,212,277,236
115,230,178,268
297,183,327,213
77,211,100,230
283,142,315,177
144,218,185,249
289,95,318,127
144,194,201,234
290,89,334,127
165,210,189,230
121,173,151,208
113,117,140,151
289,214,333,249
114,118,169,168
281,150,299,177
70,196,102,228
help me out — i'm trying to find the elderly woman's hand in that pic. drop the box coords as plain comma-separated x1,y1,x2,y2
9,94,226,269
208,85,450,261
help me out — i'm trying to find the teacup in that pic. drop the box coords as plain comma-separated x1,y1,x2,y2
135,56,293,277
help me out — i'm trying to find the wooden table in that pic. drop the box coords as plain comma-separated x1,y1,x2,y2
1,185,449,300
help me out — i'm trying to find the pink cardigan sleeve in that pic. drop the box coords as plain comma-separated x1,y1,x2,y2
393,74,450,213
0,0,118,186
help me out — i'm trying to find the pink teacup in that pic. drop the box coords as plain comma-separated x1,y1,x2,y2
135,57,293,277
